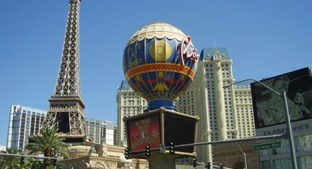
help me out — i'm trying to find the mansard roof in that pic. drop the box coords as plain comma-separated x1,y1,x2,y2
200,47,230,61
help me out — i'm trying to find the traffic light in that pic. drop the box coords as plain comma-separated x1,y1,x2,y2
169,142,175,154
220,163,223,169
53,159,57,167
124,147,129,159
206,162,211,169
20,156,25,166
193,159,198,168
145,145,150,156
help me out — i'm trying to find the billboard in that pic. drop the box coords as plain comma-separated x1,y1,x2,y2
127,114,161,152
251,67,312,129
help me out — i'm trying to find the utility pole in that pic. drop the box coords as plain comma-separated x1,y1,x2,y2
224,78,298,169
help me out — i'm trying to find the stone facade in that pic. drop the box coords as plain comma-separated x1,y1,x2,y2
212,140,259,169
60,143,148,169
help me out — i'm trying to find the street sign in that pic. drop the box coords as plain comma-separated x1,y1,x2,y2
253,141,281,151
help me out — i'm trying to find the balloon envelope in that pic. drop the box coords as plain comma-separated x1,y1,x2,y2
123,23,199,111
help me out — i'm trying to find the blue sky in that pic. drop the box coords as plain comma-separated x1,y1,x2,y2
0,0,311,146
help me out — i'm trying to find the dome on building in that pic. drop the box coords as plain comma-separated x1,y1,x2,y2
123,22,200,111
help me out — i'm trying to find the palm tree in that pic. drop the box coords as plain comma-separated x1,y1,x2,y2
0,149,22,169
26,128,69,169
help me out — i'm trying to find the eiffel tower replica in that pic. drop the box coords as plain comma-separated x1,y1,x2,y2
40,0,86,144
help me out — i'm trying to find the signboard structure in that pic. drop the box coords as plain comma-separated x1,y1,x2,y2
250,67,312,168
124,108,199,158
251,67,312,129
122,22,201,168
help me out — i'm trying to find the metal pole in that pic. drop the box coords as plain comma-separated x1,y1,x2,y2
174,134,285,148
128,134,285,155
54,148,59,169
243,153,248,169
224,78,299,169
236,142,248,169
283,91,298,169
0,153,57,159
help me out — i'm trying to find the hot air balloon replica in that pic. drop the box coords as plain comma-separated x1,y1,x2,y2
123,22,200,111
123,23,200,168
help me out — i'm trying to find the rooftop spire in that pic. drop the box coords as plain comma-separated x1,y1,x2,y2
53,0,82,99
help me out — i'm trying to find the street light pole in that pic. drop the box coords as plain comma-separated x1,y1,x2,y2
224,78,298,169
282,90,298,169
236,142,248,169
54,149,58,169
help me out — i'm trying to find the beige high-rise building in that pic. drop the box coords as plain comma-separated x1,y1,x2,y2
177,47,255,163
116,80,147,146
234,85,255,138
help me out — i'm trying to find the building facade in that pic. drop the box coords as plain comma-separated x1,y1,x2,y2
116,80,147,146
6,104,117,152
177,48,255,163
85,119,117,145
6,105,46,151
234,85,255,138
213,140,259,169
251,67,312,169
0,145,6,153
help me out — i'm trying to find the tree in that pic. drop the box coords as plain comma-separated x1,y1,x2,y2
26,128,69,169
0,149,22,169
25,157,44,169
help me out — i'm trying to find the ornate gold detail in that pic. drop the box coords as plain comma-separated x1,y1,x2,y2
127,43,142,68
126,63,195,81
153,83,169,92
150,40,172,62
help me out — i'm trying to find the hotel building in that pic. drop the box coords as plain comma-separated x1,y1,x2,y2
6,105,117,151
6,105,46,151
116,80,148,146
177,48,255,163
85,119,117,145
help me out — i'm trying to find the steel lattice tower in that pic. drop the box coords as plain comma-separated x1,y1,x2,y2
40,0,86,143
